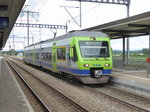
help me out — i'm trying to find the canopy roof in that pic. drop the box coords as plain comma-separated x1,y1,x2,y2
83,11,150,39
0,0,25,50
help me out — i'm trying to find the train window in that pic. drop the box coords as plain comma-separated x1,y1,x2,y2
57,48,61,60
49,52,52,61
57,47,66,61
72,46,78,62
42,52,52,62
36,53,39,59
26,53,28,57
79,41,109,58
35,53,37,59
46,53,49,61
45,53,48,61
42,52,45,61
30,53,32,57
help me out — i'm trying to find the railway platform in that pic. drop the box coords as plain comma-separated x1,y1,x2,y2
111,69,150,98
0,57,34,112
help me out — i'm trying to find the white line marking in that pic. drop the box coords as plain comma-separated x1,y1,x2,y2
112,72,150,81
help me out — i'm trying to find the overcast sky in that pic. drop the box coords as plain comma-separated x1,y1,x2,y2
3,0,150,51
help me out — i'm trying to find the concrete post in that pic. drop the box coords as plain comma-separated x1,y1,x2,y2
147,32,150,76
27,10,29,46
123,37,126,68
147,62,150,76
0,57,1,79
126,1,130,65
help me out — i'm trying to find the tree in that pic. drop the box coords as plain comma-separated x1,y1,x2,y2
9,49,17,56
142,48,149,56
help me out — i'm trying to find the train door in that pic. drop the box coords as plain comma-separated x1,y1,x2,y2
67,46,71,67
70,45,78,68
52,43,58,72
39,45,42,66
32,47,35,65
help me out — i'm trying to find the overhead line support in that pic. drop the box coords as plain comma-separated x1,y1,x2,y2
68,0,129,5
15,23,68,29
21,10,39,46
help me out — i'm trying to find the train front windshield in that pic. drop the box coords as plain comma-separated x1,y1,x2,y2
79,41,109,58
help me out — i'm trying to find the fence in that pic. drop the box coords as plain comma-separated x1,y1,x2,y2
113,56,147,70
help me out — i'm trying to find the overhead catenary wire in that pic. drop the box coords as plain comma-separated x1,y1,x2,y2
27,0,48,12
65,4,101,25
37,0,48,12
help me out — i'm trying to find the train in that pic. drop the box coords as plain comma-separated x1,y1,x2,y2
23,31,112,84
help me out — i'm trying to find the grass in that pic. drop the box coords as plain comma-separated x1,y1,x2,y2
129,56,147,60
113,56,149,70
113,56,148,60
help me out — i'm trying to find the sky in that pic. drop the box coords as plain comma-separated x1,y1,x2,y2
3,0,150,51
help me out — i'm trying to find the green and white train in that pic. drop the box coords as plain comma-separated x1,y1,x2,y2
23,31,112,84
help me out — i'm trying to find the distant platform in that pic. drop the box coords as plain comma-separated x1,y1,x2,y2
0,57,34,112
111,69,150,98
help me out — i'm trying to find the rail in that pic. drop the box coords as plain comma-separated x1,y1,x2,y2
6,57,88,112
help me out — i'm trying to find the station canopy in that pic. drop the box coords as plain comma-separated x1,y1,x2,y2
82,11,150,39
0,0,26,50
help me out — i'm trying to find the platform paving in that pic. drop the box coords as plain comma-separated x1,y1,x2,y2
0,57,34,112
111,69,150,98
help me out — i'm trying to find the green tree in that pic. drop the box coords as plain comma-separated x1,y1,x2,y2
10,49,17,56
142,48,149,56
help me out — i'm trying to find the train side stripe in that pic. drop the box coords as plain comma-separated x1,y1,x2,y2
26,59,111,76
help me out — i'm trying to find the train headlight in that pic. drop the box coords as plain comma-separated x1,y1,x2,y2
84,64,89,67
90,37,96,40
104,63,110,67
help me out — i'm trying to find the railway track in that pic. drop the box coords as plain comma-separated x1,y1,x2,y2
6,57,89,112
83,85,150,112
6,58,51,112
105,85,150,104
7,57,150,112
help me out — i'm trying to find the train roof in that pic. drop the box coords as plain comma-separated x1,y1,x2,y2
25,31,108,48
42,31,108,44
50,31,108,41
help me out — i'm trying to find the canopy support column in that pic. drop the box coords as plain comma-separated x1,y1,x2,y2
147,31,150,76
126,0,130,65
149,31,150,58
123,37,126,68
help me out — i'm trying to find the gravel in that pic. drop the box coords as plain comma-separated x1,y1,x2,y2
9,61,45,112
94,86,150,111
9,60,83,112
